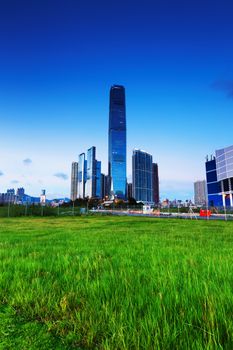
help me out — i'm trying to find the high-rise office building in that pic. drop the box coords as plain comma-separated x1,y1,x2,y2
72,148,102,200
206,145,233,207
101,174,106,199
205,156,222,207
216,145,233,207
127,183,132,199
132,150,153,203
85,147,102,199
104,175,111,199
70,162,78,201
95,160,101,198
108,85,127,199
78,153,86,199
86,147,97,198
206,146,233,207
152,163,159,204
194,180,207,206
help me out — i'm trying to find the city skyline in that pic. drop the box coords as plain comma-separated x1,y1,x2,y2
1,1,233,199
0,80,231,201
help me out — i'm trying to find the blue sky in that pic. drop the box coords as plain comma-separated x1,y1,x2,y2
0,0,233,199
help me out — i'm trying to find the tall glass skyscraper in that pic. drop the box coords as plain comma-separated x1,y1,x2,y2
108,85,127,199
152,163,159,205
95,160,101,198
86,147,96,198
72,147,102,200
78,153,86,199
70,162,78,201
132,149,153,203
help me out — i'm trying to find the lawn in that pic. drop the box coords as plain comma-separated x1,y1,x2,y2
0,216,233,349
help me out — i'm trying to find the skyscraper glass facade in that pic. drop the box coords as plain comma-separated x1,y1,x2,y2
78,153,86,199
127,183,132,199
86,147,96,198
132,150,153,203
206,145,233,208
216,145,233,181
70,162,78,201
152,163,159,204
108,85,126,199
101,174,106,199
95,161,101,198
205,158,223,207
72,148,102,200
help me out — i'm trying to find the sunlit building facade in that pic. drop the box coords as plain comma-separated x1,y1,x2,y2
216,145,233,207
70,162,78,201
78,153,86,199
108,85,127,199
194,180,207,206
86,147,96,198
72,148,102,200
206,145,233,207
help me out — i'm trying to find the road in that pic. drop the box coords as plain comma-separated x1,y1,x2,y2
90,209,233,221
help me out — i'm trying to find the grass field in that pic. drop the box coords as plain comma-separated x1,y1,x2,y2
0,216,233,349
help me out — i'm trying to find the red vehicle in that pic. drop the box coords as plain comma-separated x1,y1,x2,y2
200,209,212,217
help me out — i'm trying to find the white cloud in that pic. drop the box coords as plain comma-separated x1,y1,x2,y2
54,172,69,180
23,158,32,165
